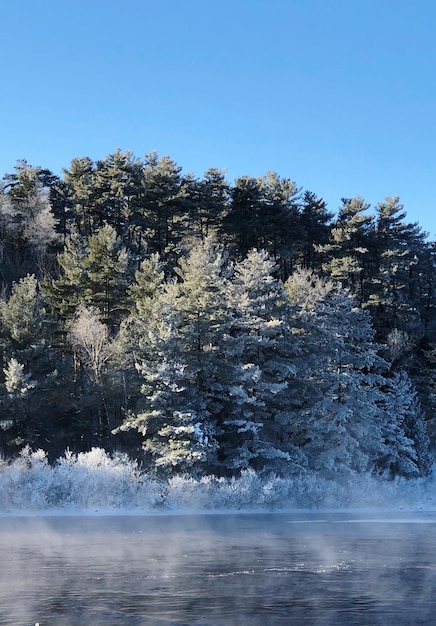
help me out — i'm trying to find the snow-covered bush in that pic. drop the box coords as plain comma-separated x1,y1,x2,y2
0,447,163,511
0,447,436,513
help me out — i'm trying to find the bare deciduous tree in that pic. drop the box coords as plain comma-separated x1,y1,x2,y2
67,304,111,385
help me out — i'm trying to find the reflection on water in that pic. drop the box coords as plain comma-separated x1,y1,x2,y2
1,511,436,625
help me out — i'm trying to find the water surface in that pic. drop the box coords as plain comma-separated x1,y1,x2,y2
1,511,436,625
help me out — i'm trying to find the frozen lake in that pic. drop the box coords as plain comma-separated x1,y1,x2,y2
1,511,436,625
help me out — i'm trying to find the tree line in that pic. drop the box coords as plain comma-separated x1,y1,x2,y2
0,150,435,479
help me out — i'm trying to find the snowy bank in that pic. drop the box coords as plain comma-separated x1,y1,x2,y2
1,447,436,514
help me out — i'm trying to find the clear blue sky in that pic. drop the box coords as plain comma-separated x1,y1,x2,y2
1,0,436,237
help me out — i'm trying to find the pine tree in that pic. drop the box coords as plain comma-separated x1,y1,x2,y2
299,190,333,271
115,237,231,475
285,280,417,477
258,172,301,278
140,152,185,261
46,225,131,328
0,357,36,453
368,196,431,338
198,168,230,240
223,172,301,276
221,249,303,474
83,224,130,327
0,274,49,349
376,371,432,477
320,197,374,303
128,253,165,319
62,156,96,236
1,161,59,281
44,232,89,321
180,168,230,243
0,274,71,456
113,253,166,417
285,267,334,311
224,175,265,256
91,149,143,240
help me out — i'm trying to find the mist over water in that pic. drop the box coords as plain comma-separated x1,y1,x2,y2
2,512,436,625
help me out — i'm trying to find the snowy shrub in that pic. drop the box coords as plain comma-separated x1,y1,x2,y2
0,448,164,512
0,447,52,509
0,447,436,513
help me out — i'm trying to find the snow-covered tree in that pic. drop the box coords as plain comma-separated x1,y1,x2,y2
128,253,165,319
120,354,216,475
221,249,303,474
0,358,36,453
376,371,432,477
115,252,166,373
0,274,48,349
0,161,60,281
3,357,36,396
285,267,334,310
307,292,390,474
67,304,120,443
115,237,231,475
67,304,112,386
0,274,68,455
285,275,427,477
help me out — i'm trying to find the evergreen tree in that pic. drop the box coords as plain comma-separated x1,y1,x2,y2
285,278,420,477
0,357,36,453
113,253,167,422
299,190,333,271
368,196,431,338
221,249,303,474
285,267,334,311
1,161,59,282
91,149,143,240
48,177,75,243
46,225,131,328
115,238,230,475
0,275,62,456
0,274,48,349
140,152,185,261
44,232,89,321
127,253,165,319
223,172,301,276
320,197,374,303
258,172,301,278
62,156,96,236
198,168,230,240
180,168,230,242
83,224,130,327
224,175,265,256
376,370,432,477
306,294,386,475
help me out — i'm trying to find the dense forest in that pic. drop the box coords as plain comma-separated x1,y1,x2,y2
0,149,435,481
